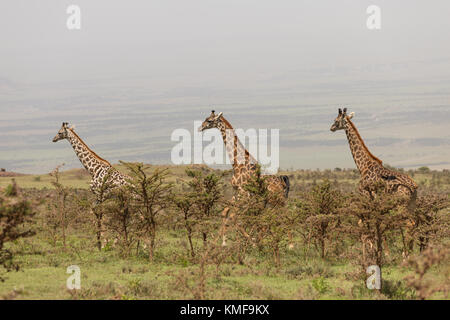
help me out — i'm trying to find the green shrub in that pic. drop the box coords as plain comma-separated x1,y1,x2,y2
311,276,330,294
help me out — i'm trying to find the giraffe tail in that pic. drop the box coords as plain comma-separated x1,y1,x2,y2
280,175,290,199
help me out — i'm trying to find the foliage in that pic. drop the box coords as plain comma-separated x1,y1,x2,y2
403,246,449,300
120,162,173,261
341,182,409,270
102,186,136,257
0,191,35,281
294,180,343,258
233,165,293,267
48,165,70,248
411,194,449,251
311,276,330,294
172,168,224,257
0,166,449,299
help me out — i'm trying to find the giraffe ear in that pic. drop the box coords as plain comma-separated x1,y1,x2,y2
348,112,354,119
215,112,223,119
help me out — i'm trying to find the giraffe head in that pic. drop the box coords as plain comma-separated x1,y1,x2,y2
52,122,71,142
330,108,354,132
198,110,224,132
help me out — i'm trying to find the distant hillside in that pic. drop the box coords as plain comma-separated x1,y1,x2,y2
0,170,26,177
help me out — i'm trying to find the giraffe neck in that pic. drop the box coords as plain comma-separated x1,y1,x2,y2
66,129,112,178
344,118,383,175
218,117,257,172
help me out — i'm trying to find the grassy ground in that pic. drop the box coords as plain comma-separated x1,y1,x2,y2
0,165,448,300
3,230,447,300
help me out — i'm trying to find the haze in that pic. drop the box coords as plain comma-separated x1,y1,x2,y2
0,0,449,173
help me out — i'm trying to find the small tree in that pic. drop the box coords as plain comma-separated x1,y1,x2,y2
0,188,35,281
411,194,449,251
189,169,224,244
122,162,172,262
173,169,224,258
403,246,449,300
234,166,292,267
102,186,137,257
49,164,70,249
173,196,196,257
171,230,228,300
342,182,408,290
295,180,342,258
4,179,19,197
417,167,430,174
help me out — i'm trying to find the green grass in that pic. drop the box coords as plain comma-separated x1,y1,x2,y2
1,228,447,300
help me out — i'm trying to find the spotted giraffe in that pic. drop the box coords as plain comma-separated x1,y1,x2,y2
52,122,130,198
198,111,290,246
330,108,418,256
52,122,131,247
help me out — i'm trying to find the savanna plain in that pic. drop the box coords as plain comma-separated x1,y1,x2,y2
0,164,448,300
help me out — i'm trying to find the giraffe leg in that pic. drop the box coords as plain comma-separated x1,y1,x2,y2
221,207,231,246
400,195,416,259
401,219,415,259
383,238,390,257
288,231,294,250
406,205,416,257
361,236,366,264
237,225,254,246
91,199,105,251
221,206,254,247
359,219,367,264
92,197,111,250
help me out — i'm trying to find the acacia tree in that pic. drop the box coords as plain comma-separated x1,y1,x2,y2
411,194,449,251
173,196,196,257
49,164,70,249
186,169,224,246
233,166,292,267
294,180,342,258
173,168,224,258
342,182,408,290
403,246,449,300
102,186,137,257
0,186,35,281
121,162,172,262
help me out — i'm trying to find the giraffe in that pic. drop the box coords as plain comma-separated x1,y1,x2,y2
198,111,290,246
330,108,418,257
52,122,131,248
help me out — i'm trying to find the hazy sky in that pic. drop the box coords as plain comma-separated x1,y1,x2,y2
0,1,449,173
2,1,450,83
